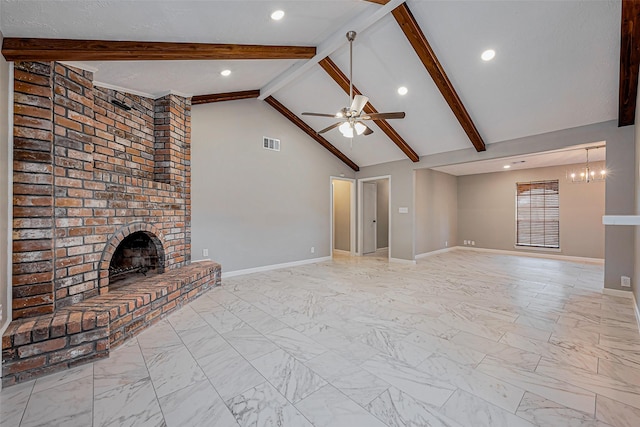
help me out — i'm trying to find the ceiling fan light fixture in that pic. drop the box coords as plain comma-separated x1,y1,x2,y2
397,86,408,96
339,122,354,138
270,10,285,20
481,49,496,61
354,122,366,136
220,69,231,77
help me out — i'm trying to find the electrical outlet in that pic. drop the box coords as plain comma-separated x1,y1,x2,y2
310,247,315,254
621,276,631,288
203,249,208,257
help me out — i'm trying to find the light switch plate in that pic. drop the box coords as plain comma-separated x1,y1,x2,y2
398,207,409,214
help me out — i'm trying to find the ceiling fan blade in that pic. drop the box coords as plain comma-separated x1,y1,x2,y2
302,112,339,118
362,124,374,136
318,122,342,134
361,112,406,120
350,95,369,115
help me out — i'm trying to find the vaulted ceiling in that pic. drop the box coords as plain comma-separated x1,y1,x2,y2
0,0,627,169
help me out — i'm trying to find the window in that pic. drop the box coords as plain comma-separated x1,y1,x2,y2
516,180,559,248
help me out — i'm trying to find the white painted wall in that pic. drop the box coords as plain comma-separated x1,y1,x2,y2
0,29,11,334
191,99,355,273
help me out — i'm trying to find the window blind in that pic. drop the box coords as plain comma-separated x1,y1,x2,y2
516,180,559,248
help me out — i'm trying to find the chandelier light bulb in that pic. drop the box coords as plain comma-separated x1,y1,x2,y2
600,170,606,175
570,173,575,178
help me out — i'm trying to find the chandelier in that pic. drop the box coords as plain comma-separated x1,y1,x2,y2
567,147,605,183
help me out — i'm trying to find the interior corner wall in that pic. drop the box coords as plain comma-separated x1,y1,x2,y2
190,99,355,273
0,30,10,334
332,180,351,252
457,163,605,259
634,91,640,310
376,179,389,249
415,169,457,255
604,126,636,291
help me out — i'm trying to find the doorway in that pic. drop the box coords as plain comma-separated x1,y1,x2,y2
358,176,390,257
330,177,356,256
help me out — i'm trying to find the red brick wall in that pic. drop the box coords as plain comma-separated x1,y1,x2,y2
12,61,192,319
12,62,55,319
93,87,155,180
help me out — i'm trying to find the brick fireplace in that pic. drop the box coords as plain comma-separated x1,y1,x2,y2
2,61,220,386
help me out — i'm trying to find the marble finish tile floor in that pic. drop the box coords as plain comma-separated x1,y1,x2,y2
2,250,640,426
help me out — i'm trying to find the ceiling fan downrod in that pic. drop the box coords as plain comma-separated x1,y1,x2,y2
346,31,356,110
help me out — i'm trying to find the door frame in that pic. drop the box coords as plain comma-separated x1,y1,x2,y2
357,175,391,259
330,176,356,257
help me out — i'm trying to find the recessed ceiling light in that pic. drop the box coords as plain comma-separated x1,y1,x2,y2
271,10,285,20
503,165,511,169
397,86,408,95
481,49,496,61
220,69,231,77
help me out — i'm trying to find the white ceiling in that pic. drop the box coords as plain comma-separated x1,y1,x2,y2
0,0,622,168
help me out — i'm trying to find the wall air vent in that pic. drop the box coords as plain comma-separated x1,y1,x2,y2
263,137,280,152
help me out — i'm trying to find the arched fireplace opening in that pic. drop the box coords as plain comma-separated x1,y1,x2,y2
108,231,165,289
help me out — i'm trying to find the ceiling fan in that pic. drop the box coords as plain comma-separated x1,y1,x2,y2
302,31,406,138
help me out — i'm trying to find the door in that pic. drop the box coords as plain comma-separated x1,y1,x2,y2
363,182,377,254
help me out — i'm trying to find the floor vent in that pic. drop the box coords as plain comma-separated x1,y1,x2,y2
263,137,280,151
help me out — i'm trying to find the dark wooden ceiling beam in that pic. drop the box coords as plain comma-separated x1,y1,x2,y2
318,57,420,162
391,3,486,152
2,38,316,61
619,0,640,127
365,0,390,4
264,96,359,171
192,90,260,105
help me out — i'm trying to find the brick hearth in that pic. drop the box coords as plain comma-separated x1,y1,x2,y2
2,261,220,386
3,61,214,386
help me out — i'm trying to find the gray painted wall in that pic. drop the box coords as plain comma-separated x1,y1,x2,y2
635,92,640,311
191,99,355,273
376,179,389,249
357,160,414,260
457,163,605,259
415,169,457,255
604,129,636,290
360,121,634,282
0,30,9,332
333,179,350,252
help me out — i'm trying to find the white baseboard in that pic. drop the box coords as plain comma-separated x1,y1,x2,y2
389,257,416,265
332,249,351,256
222,256,332,278
456,246,604,265
415,247,456,259
602,288,633,298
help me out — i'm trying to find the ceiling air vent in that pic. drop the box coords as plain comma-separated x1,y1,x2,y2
263,137,280,152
